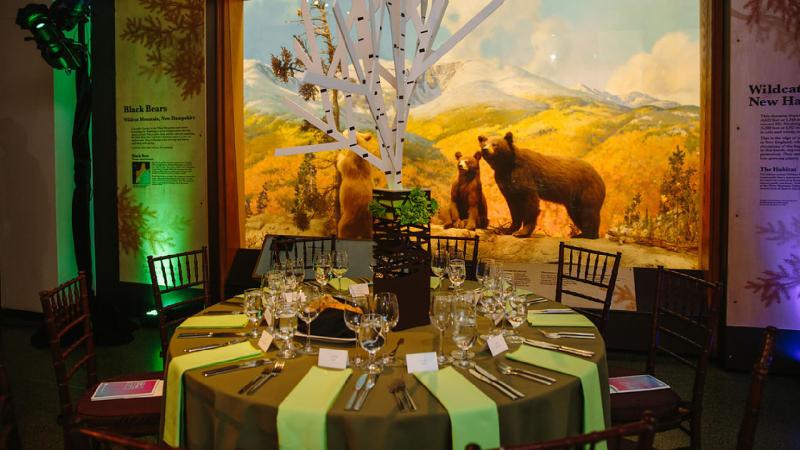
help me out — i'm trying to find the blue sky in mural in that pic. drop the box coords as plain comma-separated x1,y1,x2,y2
244,0,700,104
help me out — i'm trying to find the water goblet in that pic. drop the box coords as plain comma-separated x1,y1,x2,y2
430,293,453,365
375,292,399,365
447,256,467,291
297,285,321,355
274,295,299,359
343,294,368,368
505,293,527,344
243,288,263,338
331,250,349,289
358,313,386,375
450,297,478,368
314,254,332,289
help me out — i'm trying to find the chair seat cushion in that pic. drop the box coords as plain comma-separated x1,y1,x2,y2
76,371,162,435
609,366,682,424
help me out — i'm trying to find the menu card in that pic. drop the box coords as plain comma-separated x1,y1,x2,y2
609,374,669,394
91,379,163,401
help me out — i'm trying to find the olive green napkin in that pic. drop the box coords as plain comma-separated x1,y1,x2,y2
527,312,596,327
415,366,501,450
506,345,606,450
277,366,352,450
177,314,248,328
430,277,442,290
329,277,356,291
163,342,260,447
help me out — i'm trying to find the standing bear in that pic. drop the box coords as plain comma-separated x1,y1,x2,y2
478,132,605,238
444,151,489,230
336,132,374,239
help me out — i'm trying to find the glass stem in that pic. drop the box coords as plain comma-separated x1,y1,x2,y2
306,322,311,349
438,329,444,357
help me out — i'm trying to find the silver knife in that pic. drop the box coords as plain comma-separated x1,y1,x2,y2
203,358,272,377
177,332,248,339
345,374,368,410
202,311,244,316
529,309,576,314
353,374,378,410
524,339,594,358
473,365,525,399
184,337,248,353
468,368,519,400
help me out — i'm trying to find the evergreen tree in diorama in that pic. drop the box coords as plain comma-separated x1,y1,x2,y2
657,145,698,244
256,182,269,213
291,153,327,230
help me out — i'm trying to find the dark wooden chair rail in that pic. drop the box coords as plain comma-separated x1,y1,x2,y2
465,411,656,450
429,235,480,280
555,241,622,335
147,247,211,363
269,235,337,270
737,326,777,450
78,428,184,450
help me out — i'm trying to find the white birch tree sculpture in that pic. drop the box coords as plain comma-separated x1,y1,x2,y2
275,0,505,189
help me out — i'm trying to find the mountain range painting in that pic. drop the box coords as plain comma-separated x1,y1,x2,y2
242,0,703,268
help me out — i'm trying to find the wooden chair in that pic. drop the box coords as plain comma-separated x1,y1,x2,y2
269,235,337,270
737,326,777,450
609,266,722,450
40,273,161,449
0,332,21,450
429,235,480,281
147,247,211,363
465,411,655,450
78,428,184,449
555,242,622,335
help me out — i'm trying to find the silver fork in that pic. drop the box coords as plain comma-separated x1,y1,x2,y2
246,361,285,395
540,331,595,339
497,361,556,385
238,362,275,394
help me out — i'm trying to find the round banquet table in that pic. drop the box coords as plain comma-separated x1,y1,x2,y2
167,288,610,450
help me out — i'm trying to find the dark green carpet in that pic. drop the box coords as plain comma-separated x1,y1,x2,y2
2,317,798,449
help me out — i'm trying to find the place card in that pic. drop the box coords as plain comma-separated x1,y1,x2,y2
257,331,273,352
349,283,370,298
317,348,349,369
486,334,509,356
406,352,439,374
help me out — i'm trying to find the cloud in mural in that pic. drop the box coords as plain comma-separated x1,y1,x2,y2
606,32,700,106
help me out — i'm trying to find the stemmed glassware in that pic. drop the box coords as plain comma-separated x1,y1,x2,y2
375,292,399,365
450,296,478,368
314,254,332,289
291,257,306,287
243,288,264,338
297,285,321,355
505,293,527,344
343,295,367,368
431,249,447,290
475,258,494,288
331,250,349,290
430,293,453,365
274,293,300,359
447,251,467,291
358,313,387,374
263,268,284,295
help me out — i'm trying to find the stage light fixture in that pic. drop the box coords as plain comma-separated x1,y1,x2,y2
15,1,90,72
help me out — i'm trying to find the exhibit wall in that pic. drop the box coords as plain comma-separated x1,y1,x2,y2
241,0,705,269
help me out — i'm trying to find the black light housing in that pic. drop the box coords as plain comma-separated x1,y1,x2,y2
15,0,90,72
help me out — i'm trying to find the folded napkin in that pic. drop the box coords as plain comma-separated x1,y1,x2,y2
277,366,352,450
527,312,596,328
506,345,606,450
177,315,249,329
163,342,260,447
430,277,442,290
415,367,500,450
516,287,533,296
329,277,356,291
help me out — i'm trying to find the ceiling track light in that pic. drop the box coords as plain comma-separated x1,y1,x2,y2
15,0,91,72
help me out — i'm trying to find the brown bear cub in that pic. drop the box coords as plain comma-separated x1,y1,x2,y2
443,151,489,231
336,132,374,239
478,132,605,238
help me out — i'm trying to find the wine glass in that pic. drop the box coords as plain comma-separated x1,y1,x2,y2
264,268,284,295
314,254,332,289
297,285,321,355
243,288,263,338
430,293,453,365
291,257,306,287
274,294,299,359
261,292,277,334
343,295,367,368
477,285,503,338
331,250,349,290
447,255,467,291
475,258,494,288
358,313,386,374
450,297,478,368
375,292,399,365
505,293,527,344
431,249,447,290
282,260,298,291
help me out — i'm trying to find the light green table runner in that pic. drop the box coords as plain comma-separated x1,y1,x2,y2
506,345,606,450
415,367,501,450
163,342,261,447
527,312,596,328
277,366,352,450
329,277,356,291
177,315,248,328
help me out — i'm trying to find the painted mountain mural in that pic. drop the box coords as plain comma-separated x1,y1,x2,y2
243,58,701,268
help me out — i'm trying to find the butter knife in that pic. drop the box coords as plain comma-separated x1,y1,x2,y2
524,338,594,357
473,365,525,399
345,374,368,410
468,368,519,400
177,332,248,339
353,374,378,411
203,358,272,377
529,309,576,314
184,337,248,353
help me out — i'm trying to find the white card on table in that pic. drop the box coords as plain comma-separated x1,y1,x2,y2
257,331,273,352
487,334,509,356
406,352,439,374
349,283,370,298
318,348,349,370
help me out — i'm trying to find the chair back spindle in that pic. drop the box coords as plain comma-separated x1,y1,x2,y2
736,326,777,450
429,235,480,281
269,235,337,272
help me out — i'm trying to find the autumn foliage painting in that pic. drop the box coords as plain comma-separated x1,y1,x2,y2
243,0,704,268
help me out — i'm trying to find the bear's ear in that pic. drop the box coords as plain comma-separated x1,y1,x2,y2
504,131,514,145
473,151,482,161
454,151,463,160
478,135,487,144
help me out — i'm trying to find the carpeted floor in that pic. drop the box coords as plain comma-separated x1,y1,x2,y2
2,315,798,450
